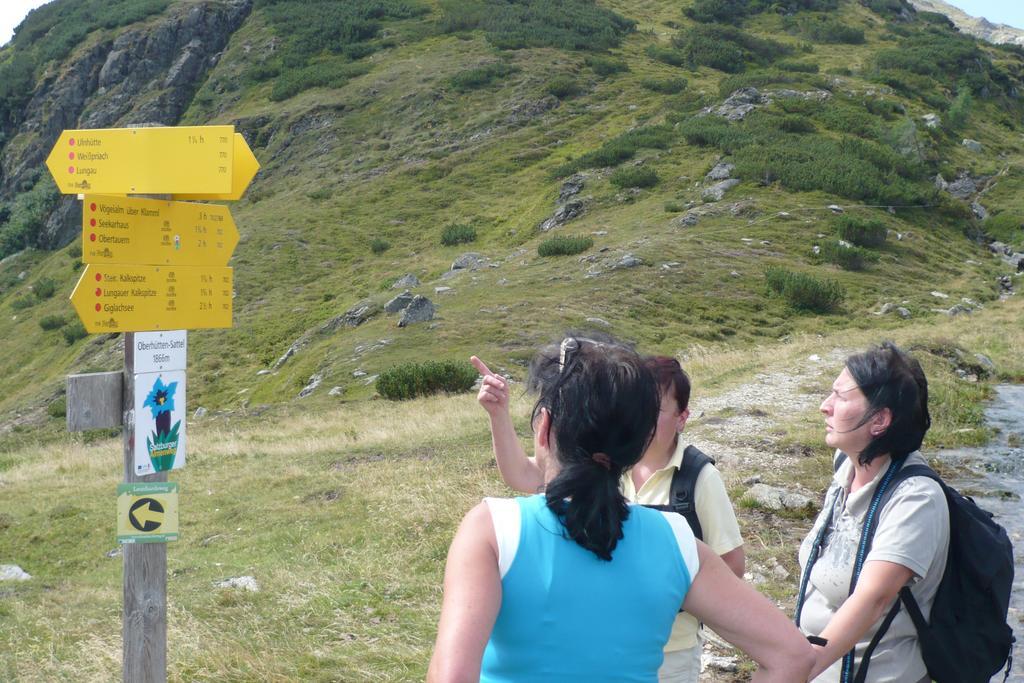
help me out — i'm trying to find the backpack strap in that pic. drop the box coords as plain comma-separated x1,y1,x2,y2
665,445,714,542
847,461,940,683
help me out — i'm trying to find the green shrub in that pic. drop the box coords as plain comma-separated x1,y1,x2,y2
865,97,902,118
664,201,684,212
441,224,477,246
813,103,882,139
816,241,879,271
946,90,972,129
585,55,628,77
39,315,67,331
553,124,674,176
776,60,819,73
377,360,478,400
764,266,845,312
0,176,60,260
610,167,659,189
47,398,67,419
640,77,687,94
674,24,791,74
835,215,888,247
370,238,390,254
449,62,519,92
786,15,864,44
11,296,35,310
257,0,426,72
33,277,57,300
307,188,331,201
678,116,754,152
779,115,815,133
538,234,594,256
545,75,582,99
269,60,372,101
61,321,88,345
644,45,686,67
986,213,1024,246
439,0,635,51
67,243,82,259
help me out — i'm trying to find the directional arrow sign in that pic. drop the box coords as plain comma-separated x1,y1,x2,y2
117,482,178,543
173,133,260,201
46,125,234,195
82,195,239,266
71,264,232,333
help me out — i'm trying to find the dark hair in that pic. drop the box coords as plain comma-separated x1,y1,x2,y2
845,341,931,465
645,356,691,411
529,334,660,561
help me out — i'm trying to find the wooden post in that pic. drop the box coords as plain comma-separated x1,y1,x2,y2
122,332,168,682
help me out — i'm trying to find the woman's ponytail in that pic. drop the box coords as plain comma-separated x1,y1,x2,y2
530,335,659,561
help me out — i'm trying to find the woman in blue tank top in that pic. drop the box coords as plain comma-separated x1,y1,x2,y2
428,335,814,683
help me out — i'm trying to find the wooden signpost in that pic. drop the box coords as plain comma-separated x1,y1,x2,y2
55,123,257,682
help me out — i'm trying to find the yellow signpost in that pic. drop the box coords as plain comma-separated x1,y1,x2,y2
70,264,232,333
82,195,239,267
172,133,260,201
46,125,235,195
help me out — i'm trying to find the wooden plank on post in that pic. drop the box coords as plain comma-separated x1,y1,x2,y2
66,371,123,431
122,331,168,683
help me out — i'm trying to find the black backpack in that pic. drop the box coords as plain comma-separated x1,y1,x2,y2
642,444,714,541
809,454,1016,683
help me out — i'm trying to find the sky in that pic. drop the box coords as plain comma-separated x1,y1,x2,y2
1,0,51,48
2,0,1024,49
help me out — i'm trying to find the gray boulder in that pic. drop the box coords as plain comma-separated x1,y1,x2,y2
702,179,740,202
971,202,988,220
704,87,769,121
706,162,735,181
0,565,31,581
385,290,415,314
398,296,435,327
193,407,208,418
922,113,941,129
451,253,487,271
392,273,420,289
744,484,813,511
613,253,643,270
896,307,912,319
214,576,259,592
962,139,983,153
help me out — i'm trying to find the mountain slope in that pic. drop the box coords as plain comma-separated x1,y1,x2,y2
0,0,1022,439
908,0,1024,47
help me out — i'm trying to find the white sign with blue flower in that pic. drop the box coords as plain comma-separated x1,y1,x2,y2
133,370,186,475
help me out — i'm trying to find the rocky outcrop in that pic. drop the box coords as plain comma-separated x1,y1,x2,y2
701,87,830,121
1,0,254,203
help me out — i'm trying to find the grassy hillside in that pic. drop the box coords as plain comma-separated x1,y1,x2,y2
1,295,1021,681
1,0,1022,439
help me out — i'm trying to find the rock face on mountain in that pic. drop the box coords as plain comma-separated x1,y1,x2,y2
908,0,1024,47
0,0,253,209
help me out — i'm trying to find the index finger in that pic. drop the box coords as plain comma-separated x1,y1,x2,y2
470,355,493,377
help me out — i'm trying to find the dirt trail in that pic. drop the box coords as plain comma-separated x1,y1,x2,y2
675,348,852,680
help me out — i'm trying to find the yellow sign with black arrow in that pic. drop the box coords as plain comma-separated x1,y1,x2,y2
117,482,179,543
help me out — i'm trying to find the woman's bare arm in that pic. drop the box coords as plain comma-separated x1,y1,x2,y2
683,543,815,683
427,502,502,683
